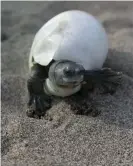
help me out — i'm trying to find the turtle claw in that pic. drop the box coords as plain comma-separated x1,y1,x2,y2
27,94,52,118
26,108,35,118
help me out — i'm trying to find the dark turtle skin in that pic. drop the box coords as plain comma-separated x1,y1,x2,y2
26,61,53,118
26,60,122,119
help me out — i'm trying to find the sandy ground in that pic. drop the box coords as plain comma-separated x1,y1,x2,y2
1,1,133,166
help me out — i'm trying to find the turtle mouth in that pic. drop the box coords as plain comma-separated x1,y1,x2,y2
62,77,83,88
59,83,80,88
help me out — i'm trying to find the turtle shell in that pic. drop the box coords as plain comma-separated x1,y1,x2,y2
29,10,108,70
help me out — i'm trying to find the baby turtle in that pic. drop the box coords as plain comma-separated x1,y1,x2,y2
26,10,122,118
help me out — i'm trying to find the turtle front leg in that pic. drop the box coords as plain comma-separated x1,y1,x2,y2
83,67,122,95
26,64,52,119
96,68,122,95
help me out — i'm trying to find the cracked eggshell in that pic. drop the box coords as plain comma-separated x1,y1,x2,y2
29,10,108,70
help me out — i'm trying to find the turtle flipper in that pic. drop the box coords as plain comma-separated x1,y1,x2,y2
26,64,52,119
65,86,100,117
83,68,122,95
99,68,122,94
26,94,51,118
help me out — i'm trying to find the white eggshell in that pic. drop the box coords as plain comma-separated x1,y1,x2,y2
29,10,108,70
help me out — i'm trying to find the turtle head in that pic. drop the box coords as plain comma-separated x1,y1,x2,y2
48,60,85,87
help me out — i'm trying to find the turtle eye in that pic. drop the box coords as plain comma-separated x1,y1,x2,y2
64,67,75,76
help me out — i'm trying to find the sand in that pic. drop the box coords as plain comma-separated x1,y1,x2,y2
1,1,133,166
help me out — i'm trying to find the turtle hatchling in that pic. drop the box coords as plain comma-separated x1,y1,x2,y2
27,10,122,118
